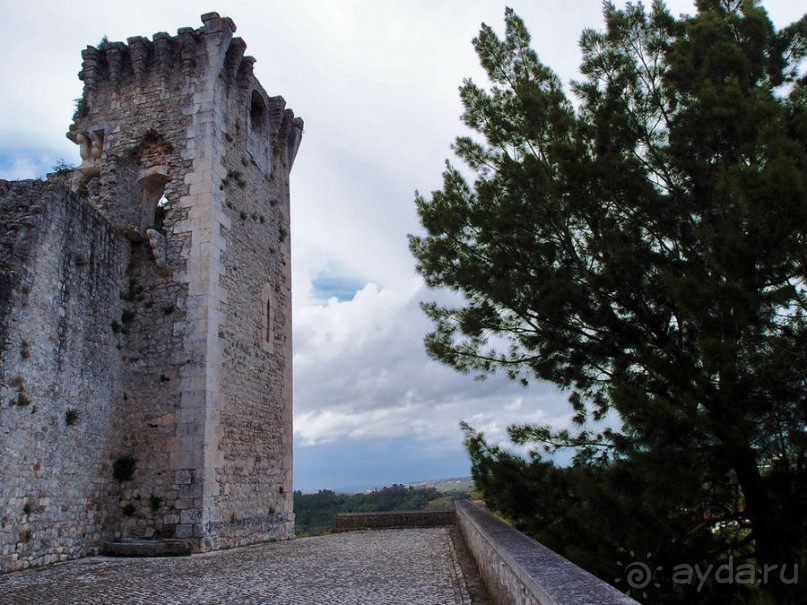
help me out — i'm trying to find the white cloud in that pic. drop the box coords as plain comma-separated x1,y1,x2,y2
0,155,45,181
293,278,572,448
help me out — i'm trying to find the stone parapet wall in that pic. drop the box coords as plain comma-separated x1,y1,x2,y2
333,510,456,532
455,500,638,605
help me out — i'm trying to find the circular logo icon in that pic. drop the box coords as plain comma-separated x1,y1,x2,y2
616,551,662,598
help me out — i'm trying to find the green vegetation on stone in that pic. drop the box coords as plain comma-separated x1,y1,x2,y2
65,408,80,426
112,455,136,483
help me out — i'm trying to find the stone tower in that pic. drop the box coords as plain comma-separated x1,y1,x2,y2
0,12,301,570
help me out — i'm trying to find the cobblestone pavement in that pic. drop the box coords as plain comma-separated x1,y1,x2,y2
0,528,476,605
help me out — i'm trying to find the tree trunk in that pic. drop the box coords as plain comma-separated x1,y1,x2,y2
731,445,785,566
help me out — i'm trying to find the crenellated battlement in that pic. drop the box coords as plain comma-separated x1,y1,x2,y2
67,11,303,186
78,12,247,93
68,11,303,179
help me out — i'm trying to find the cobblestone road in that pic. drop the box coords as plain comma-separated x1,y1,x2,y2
0,528,476,605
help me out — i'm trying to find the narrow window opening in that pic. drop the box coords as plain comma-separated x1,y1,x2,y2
261,283,275,353
265,299,272,343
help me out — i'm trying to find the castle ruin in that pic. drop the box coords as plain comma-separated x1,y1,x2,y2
0,12,302,571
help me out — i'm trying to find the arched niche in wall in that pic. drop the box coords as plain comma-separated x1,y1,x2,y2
260,282,276,354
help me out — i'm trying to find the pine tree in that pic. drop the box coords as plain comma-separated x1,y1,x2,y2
411,2,806,602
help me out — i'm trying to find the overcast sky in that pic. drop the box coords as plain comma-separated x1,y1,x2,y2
1,0,801,492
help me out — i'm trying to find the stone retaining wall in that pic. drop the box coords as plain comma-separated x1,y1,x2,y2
455,500,638,605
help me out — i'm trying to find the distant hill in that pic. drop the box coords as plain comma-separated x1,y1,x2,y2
403,477,474,493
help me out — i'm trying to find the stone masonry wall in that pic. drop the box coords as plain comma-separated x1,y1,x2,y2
0,178,128,571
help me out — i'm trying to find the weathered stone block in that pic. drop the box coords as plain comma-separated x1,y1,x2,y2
175,470,192,485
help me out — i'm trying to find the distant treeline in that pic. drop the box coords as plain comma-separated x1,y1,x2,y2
293,483,469,536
